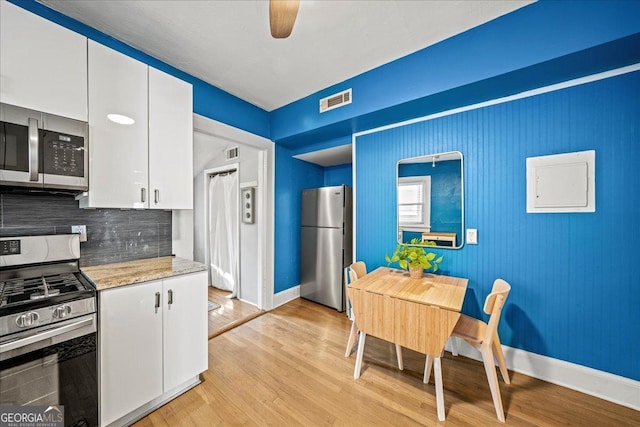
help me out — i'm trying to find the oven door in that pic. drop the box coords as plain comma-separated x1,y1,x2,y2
0,103,43,187
0,314,98,427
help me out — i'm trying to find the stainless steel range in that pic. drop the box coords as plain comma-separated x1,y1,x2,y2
0,234,97,427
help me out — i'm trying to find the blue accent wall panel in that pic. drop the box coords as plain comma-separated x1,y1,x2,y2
324,164,353,187
274,146,324,293
355,71,640,380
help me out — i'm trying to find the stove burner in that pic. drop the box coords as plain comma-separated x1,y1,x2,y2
0,273,88,307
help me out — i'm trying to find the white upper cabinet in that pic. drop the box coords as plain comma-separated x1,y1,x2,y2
82,41,193,209
85,40,149,209
0,1,87,121
149,67,194,210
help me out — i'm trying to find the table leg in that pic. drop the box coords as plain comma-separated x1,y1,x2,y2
354,331,367,379
423,355,433,384
434,356,445,421
395,344,404,370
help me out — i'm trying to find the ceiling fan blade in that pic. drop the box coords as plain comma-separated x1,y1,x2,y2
269,0,300,39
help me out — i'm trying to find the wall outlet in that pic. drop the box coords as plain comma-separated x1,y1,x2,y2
71,225,87,242
466,228,478,245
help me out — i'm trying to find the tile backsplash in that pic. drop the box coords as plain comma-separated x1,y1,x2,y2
0,192,172,266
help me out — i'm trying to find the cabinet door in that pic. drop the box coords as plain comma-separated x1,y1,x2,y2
87,40,148,208
0,1,87,121
99,280,163,426
148,67,193,209
162,271,208,391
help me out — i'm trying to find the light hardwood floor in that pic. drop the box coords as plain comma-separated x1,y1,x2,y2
207,287,263,339
137,298,640,426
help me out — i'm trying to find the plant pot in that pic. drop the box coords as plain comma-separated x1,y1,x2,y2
409,266,424,279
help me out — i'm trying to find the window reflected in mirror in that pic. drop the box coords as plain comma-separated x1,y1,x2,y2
396,151,464,249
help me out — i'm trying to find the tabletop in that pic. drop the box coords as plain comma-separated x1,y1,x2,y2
348,267,468,311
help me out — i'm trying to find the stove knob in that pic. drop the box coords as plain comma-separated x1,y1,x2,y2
53,304,72,319
16,311,40,328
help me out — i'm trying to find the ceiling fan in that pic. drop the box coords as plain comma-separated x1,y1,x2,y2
269,0,300,38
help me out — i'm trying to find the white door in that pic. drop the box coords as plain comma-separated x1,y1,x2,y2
87,40,148,208
0,1,87,121
148,67,193,209
162,272,208,391
99,280,163,426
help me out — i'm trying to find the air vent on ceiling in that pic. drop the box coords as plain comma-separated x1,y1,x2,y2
226,146,239,160
319,88,352,113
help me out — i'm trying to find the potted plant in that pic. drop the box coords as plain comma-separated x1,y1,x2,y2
385,242,443,279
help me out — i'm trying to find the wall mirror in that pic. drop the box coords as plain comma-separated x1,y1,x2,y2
396,151,464,249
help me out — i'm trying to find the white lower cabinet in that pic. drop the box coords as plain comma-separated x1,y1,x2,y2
99,271,207,426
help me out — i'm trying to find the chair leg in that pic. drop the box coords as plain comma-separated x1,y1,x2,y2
492,332,510,384
450,336,459,356
354,331,367,379
423,355,433,384
433,356,445,421
481,346,505,422
395,344,404,370
345,320,358,357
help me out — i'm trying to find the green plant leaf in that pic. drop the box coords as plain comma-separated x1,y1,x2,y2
425,252,436,261
435,256,443,264
433,263,439,272
399,259,408,270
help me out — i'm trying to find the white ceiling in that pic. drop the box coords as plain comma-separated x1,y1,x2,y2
293,144,352,167
38,0,532,112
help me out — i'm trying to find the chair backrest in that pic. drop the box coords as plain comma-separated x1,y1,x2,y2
345,262,367,320
482,279,511,345
350,261,367,280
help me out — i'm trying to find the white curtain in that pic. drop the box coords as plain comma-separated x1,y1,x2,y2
208,172,239,297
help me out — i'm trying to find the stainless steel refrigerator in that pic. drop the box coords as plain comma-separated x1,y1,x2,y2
300,185,352,312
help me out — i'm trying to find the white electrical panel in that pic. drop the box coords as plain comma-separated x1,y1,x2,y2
526,150,595,213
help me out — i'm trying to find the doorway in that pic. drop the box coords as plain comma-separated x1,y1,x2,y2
189,114,275,337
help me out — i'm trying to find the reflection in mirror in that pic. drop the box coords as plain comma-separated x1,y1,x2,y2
396,151,463,249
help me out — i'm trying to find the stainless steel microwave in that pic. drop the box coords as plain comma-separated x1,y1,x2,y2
0,102,88,191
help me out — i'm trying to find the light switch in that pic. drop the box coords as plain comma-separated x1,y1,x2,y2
466,229,478,245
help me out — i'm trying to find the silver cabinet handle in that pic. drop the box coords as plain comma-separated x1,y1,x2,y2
154,189,159,204
168,289,173,305
141,188,146,203
155,291,161,311
28,117,39,181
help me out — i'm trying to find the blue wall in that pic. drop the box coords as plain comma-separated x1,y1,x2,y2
270,1,640,148
355,71,640,381
324,164,352,187
10,0,270,138
273,146,324,293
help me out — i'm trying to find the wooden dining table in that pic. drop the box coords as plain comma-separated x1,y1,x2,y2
347,266,468,421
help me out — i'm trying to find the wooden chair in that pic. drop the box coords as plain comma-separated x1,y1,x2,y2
344,261,404,374
423,279,511,422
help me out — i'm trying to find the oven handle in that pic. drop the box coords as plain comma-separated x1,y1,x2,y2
0,317,94,355
28,117,39,181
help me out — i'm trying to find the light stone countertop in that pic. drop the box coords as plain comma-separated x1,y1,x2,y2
82,256,207,291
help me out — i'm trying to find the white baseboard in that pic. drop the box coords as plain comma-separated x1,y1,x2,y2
446,338,640,411
273,285,300,308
